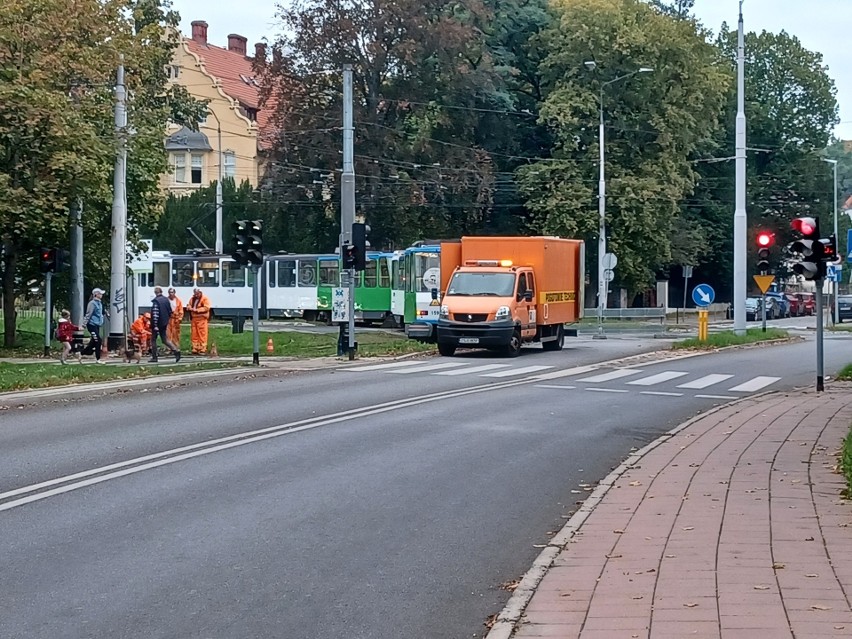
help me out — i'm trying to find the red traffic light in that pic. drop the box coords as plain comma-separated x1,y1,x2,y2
791,217,818,237
756,231,774,248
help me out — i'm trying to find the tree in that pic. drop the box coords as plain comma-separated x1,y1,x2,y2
258,0,515,251
519,0,729,295
0,0,205,346
649,0,695,19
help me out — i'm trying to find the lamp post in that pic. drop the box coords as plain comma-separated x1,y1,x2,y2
584,63,653,337
206,108,224,254
823,157,839,324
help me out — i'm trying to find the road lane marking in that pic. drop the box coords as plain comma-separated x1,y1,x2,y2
577,369,643,383
695,394,738,400
640,391,683,397
626,371,688,386
387,362,469,374
434,364,511,376
340,361,425,371
530,365,598,381
677,374,734,389
586,388,629,393
729,376,781,392
534,385,577,390
480,365,553,377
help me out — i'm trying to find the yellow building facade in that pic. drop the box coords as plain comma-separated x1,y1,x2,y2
162,21,270,193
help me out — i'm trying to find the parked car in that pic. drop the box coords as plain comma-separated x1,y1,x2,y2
784,294,801,317
832,295,852,323
746,296,779,321
764,292,789,318
796,292,815,316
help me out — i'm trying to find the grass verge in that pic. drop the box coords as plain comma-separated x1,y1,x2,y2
0,361,243,393
672,327,789,350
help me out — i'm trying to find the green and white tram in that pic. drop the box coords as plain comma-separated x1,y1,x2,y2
403,244,442,340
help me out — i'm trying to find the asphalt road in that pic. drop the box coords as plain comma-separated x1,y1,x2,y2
1,331,851,639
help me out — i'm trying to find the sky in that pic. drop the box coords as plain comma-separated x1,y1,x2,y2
168,0,852,140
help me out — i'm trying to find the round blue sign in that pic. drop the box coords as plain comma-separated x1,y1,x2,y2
692,284,715,307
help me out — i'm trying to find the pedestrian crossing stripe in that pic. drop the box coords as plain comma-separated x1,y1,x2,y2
340,361,781,393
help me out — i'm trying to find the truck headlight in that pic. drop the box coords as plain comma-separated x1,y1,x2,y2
495,305,510,319
439,305,449,319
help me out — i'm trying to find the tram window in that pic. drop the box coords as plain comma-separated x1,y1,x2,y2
379,258,390,288
298,260,317,287
196,260,220,287
364,259,377,288
392,261,402,289
277,260,296,287
319,259,339,286
151,262,170,287
248,267,256,287
267,262,276,288
172,260,194,287
222,261,246,287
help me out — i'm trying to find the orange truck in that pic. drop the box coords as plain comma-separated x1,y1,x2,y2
437,236,584,356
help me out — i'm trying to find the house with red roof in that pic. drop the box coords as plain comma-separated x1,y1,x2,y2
162,20,273,193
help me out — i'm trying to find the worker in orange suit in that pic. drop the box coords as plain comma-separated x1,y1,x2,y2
185,288,212,354
166,287,184,352
130,312,152,356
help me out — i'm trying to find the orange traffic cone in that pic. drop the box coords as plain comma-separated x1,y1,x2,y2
266,337,274,354
209,343,219,359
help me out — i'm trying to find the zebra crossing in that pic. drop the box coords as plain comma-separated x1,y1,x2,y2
340,360,782,397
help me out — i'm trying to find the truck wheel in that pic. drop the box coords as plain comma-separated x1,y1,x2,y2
542,324,564,351
438,342,456,357
503,330,522,357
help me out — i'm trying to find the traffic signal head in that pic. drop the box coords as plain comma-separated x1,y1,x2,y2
232,220,264,266
756,231,775,248
820,234,838,263
350,222,368,271
342,244,357,269
53,248,69,273
789,217,824,280
39,247,55,273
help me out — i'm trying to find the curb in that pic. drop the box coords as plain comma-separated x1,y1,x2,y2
484,390,778,639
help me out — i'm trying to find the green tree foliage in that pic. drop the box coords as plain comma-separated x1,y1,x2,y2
0,0,204,346
649,0,695,19
519,0,729,295
258,0,532,251
688,27,839,296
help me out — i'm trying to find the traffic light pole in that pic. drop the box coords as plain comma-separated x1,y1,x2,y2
251,264,260,366
761,292,767,333
815,281,825,392
43,271,53,356
340,64,357,360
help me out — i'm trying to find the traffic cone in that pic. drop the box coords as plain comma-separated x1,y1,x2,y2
266,337,274,354
209,342,219,359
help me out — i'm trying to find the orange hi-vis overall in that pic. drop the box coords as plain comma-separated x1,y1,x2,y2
187,293,211,354
167,295,184,350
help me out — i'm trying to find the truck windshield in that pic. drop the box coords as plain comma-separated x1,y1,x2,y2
447,272,516,297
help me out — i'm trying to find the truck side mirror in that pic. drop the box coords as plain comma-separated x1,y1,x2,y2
431,288,438,301
523,290,533,303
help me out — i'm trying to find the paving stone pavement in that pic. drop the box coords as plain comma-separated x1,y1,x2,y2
488,386,852,639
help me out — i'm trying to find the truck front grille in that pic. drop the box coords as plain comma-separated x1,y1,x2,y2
453,313,488,323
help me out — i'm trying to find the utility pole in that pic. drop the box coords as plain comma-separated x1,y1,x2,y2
823,158,839,324
43,272,53,357
732,1,747,335
69,197,84,325
209,109,224,254
251,264,260,365
341,64,356,359
108,56,128,351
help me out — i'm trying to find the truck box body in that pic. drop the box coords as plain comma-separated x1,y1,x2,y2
437,236,584,356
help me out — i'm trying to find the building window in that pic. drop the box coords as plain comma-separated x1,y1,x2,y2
224,151,236,178
167,65,180,80
173,153,186,183
191,154,203,184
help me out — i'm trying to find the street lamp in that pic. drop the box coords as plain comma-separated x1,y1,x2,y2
823,157,839,324
584,63,653,337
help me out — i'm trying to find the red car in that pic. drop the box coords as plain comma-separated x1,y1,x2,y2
796,292,816,316
785,294,801,316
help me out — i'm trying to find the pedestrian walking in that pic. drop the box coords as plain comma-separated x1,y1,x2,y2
149,286,181,363
166,288,184,351
56,309,81,365
185,288,211,354
81,288,106,363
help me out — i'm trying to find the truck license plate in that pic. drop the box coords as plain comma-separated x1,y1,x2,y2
459,337,479,344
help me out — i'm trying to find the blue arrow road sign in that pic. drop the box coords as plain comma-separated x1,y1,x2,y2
847,229,852,261
692,284,715,307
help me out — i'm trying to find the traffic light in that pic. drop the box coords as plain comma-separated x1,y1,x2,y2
756,231,775,275
351,222,368,271
53,248,69,273
232,220,263,266
820,234,838,263
788,217,824,280
342,244,357,269
39,247,55,273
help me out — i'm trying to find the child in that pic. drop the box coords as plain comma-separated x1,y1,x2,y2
56,310,81,365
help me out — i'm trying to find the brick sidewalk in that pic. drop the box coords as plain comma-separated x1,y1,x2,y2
488,387,852,639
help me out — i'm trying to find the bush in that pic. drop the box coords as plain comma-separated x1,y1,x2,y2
842,429,852,497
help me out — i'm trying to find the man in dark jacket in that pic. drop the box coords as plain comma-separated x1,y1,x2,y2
150,287,181,363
